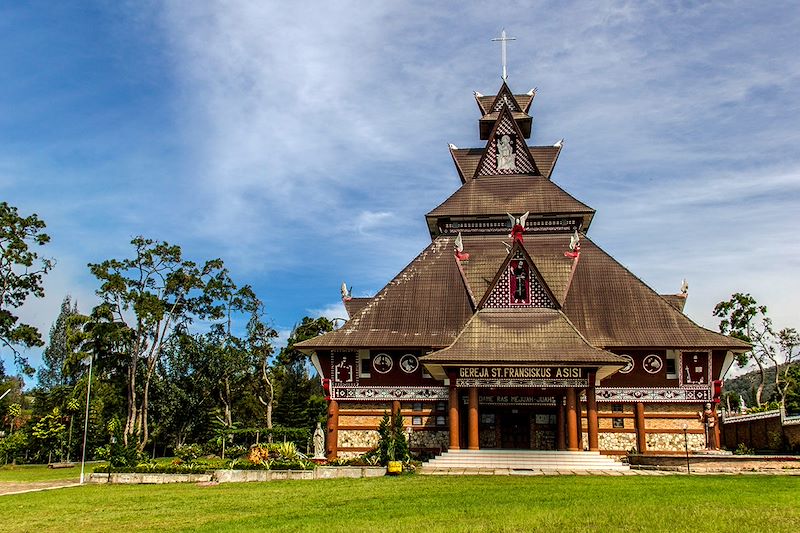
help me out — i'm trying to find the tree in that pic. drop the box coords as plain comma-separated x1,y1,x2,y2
713,293,771,407
0,201,53,375
88,237,226,451
31,407,66,463
773,329,799,406
271,317,333,431
38,296,80,389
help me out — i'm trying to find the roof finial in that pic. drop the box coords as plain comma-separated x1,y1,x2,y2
491,29,516,81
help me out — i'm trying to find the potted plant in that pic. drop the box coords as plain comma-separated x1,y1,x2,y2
378,412,408,475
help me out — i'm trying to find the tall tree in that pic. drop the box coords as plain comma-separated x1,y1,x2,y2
272,317,333,430
714,293,772,407
88,237,225,451
773,328,799,406
38,296,80,389
0,201,53,375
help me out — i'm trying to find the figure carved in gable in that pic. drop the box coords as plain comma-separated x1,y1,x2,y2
510,259,530,304
497,134,516,170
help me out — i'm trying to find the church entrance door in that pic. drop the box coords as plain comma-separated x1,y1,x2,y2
500,410,531,449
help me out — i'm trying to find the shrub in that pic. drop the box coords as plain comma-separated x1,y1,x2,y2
0,432,28,464
175,443,203,462
377,412,409,465
225,444,248,458
96,441,141,467
734,443,755,455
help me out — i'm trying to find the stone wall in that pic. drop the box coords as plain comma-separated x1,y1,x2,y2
338,429,379,450
598,432,636,452
409,430,449,451
646,432,705,451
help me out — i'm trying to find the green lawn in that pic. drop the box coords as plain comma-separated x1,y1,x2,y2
0,464,81,483
0,475,798,532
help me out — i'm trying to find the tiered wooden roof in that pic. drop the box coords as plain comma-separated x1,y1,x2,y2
297,81,748,358
420,309,625,365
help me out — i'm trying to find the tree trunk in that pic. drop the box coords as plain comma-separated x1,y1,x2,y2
755,362,766,407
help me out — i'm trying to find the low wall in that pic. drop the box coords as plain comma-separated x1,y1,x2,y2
721,410,800,452
90,466,386,484
214,466,384,483
89,472,213,484
629,453,800,471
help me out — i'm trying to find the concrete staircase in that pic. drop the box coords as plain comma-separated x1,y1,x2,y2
422,449,629,471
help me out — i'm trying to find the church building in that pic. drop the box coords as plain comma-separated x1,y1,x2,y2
297,78,748,462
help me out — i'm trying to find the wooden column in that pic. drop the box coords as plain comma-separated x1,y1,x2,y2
556,397,566,451
566,387,579,451
467,387,479,450
326,399,339,460
448,383,460,450
391,400,401,416
587,377,599,452
634,402,647,453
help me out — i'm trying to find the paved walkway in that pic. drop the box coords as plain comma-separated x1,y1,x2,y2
0,480,80,496
419,467,800,476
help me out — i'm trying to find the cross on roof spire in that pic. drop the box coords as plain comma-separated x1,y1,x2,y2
491,29,516,81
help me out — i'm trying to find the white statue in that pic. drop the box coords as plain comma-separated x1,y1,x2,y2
497,134,516,170
312,422,325,459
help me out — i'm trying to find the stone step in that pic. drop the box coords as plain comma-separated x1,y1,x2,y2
423,449,628,471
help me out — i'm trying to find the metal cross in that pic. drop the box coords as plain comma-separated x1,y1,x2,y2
491,29,516,81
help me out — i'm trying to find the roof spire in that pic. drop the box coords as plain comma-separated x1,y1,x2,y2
491,29,516,81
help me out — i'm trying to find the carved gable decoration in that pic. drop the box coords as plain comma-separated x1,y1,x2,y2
475,107,538,177
489,82,521,113
331,352,357,384
480,247,557,309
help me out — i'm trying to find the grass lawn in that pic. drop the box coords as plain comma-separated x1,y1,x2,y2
0,464,81,483
0,475,798,532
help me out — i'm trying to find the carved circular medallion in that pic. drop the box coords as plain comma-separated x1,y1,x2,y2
372,353,393,374
399,353,419,374
619,355,634,374
643,354,664,374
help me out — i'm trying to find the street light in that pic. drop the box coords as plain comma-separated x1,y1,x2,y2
682,423,690,474
79,354,94,484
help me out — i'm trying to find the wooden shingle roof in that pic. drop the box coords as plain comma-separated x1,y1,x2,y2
449,145,560,182
562,238,750,350
426,175,595,222
476,94,534,115
457,234,575,306
420,308,626,365
343,297,371,318
661,294,688,312
296,237,473,350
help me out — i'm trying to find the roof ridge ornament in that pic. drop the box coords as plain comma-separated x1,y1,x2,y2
564,231,581,259
341,282,352,301
507,211,529,243
454,232,470,261
491,29,516,81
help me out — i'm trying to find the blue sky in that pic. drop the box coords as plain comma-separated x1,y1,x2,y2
2,1,799,382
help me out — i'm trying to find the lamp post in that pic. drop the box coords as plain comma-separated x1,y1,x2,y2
682,423,690,474
79,354,94,484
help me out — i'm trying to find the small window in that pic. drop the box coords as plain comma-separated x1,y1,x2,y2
613,418,625,429
612,404,624,413
412,402,423,412
436,401,446,412
666,357,677,378
412,416,423,426
436,415,446,426
359,351,371,378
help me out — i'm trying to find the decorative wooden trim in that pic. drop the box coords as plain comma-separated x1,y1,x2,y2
331,385,448,401
477,240,559,310
596,386,711,403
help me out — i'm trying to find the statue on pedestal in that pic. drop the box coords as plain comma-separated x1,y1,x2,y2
698,403,718,450
313,422,326,459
